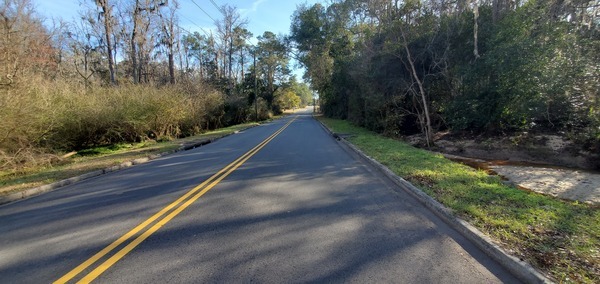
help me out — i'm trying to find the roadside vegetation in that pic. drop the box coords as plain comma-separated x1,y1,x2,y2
291,0,599,151
319,117,599,283
0,122,259,196
1,0,311,175
1,79,224,170
3,0,598,281
295,1,599,280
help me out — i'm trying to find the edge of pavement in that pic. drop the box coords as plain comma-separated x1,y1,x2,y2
313,116,553,284
0,124,262,206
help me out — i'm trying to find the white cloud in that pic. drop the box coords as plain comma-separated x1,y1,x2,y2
240,0,268,16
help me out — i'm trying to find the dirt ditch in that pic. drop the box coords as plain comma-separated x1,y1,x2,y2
406,133,600,205
442,154,599,205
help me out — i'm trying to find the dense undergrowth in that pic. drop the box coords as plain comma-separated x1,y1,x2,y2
0,78,271,172
292,1,599,149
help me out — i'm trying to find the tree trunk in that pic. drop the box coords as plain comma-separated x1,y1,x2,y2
131,0,139,84
199,51,204,79
400,25,433,147
131,35,138,83
98,0,116,85
253,50,258,121
240,47,244,82
113,33,118,78
157,4,176,85
473,0,480,59
169,18,176,84
168,47,175,84
228,35,233,79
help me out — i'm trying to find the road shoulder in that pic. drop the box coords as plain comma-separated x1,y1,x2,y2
314,116,552,284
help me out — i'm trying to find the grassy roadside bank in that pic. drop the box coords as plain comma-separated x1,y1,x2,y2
0,122,260,197
317,117,599,283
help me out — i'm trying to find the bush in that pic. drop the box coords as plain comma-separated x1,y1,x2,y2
0,78,66,170
0,78,225,171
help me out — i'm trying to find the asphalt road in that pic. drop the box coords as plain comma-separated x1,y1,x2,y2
0,108,521,283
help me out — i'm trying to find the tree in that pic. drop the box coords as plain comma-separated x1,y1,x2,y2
0,0,62,169
125,0,157,84
288,77,312,106
290,3,334,112
0,0,57,86
215,4,247,92
275,88,301,110
232,26,252,82
156,0,178,84
65,19,104,87
181,32,199,74
256,31,290,108
94,0,117,84
130,0,159,84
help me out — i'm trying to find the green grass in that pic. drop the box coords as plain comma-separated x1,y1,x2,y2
0,122,259,195
318,116,599,283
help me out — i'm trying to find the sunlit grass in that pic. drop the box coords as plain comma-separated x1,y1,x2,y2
318,116,599,283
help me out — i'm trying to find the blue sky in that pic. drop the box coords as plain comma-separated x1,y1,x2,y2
33,0,322,81
34,0,322,43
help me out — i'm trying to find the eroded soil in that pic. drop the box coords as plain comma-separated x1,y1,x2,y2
407,133,600,205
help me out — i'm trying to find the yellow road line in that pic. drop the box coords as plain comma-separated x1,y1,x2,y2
55,116,297,284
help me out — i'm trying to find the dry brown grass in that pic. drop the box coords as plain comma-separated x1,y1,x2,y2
0,122,258,196
0,78,225,172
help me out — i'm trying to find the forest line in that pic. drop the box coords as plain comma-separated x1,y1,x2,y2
290,0,599,148
0,0,311,171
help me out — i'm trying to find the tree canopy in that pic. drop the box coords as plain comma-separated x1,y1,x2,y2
290,0,599,147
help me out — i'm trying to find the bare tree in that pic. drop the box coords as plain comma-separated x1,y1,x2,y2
215,5,247,90
129,0,142,83
156,0,178,84
94,0,117,84
398,24,434,147
66,19,103,87
136,1,157,83
0,0,56,86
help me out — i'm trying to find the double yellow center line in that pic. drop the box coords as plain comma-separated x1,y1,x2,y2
55,116,298,284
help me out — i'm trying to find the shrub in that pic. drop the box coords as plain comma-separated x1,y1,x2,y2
0,78,226,171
